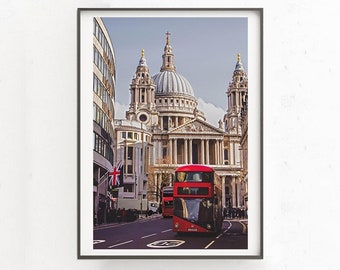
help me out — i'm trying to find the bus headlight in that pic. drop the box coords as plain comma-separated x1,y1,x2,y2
207,224,212,230
174,223,179,229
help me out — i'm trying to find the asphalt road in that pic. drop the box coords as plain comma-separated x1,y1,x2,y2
93,216,247,250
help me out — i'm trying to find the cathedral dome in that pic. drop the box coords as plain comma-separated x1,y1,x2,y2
153,32,195,98
152,70,194,97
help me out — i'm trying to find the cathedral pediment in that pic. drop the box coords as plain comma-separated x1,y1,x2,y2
168,118,224,135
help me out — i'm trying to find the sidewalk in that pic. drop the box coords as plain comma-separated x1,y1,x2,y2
94,213,162,229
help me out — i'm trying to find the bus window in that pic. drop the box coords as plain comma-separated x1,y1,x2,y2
193,173,201,182
175,172,213,183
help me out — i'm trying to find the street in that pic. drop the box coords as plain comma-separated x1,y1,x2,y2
93,215,247,249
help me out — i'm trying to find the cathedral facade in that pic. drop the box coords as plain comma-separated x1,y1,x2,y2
116,32,248,211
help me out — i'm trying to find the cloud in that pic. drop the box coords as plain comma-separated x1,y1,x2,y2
114,102,129,119
197,98,226,127
114,98,226,128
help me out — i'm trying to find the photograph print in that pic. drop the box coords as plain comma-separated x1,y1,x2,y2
78,8,262,259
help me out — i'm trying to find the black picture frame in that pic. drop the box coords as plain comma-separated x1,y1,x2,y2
77,7,263,259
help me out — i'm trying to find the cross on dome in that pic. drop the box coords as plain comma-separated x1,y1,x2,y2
166,31,171,45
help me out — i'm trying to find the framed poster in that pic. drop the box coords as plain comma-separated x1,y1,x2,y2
78,8,263,259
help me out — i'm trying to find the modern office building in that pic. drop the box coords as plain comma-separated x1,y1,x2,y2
92,17,116,221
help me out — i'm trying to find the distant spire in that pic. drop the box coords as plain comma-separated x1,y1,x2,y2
161,32,176,72
235,52,244,71
139,49,147,67
166,31,171,46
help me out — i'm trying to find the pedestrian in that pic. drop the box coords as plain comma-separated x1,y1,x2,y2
98,207,103,225
93,210,97,226
223,207,227,219
122,208,127,222
240,208,245,219
117,208,122,223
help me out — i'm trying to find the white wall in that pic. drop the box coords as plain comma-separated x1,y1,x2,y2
1,0,340,269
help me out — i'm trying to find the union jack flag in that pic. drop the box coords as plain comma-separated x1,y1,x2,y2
109,161,124,187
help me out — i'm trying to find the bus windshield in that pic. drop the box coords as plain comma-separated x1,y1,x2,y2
175,172,213,183
173,198,213,224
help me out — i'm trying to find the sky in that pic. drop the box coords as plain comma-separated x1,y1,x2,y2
102,17,248,126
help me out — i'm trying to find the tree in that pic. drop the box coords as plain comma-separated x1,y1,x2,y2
147,155,174,203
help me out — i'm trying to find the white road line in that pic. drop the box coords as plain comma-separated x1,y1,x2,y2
216,233,223,239
161,229,172,233
93,240,106,245
205,240,216,249
206,221,233,249
239,221,247,234
108,240,133,248
141,233,157,239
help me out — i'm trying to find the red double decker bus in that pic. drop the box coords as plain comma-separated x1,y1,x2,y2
172,165,223,233
161,186,174,217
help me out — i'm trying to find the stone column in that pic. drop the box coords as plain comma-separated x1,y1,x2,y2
158,140,162,161
189,139,192,164
131,90,135,105
218,140,221,165
222,176,226,209
231,176,237,208
201,139,205,164
237,178,241,208
148,88,152,104
174,139,177,164
215,140,218,165
205,139,210,164
135,89,139,105
184,139,188,164
169,139,173,164
220,140,224,165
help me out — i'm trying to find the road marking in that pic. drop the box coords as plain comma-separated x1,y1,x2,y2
94,223,126,231
239,221,247,234
205,240,216,249
161,229,172,233
93,240,106,245
108,240,133,248
147,240,185,248
216,233,223,239
205,221,233,249
141,233,157,239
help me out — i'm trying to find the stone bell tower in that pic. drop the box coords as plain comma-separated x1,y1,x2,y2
126,49,159,126
223,53,248,168
224,53,248,135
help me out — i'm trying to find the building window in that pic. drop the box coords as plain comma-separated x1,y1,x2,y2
127,165,133,174
127,132,133,139
93,132,113,163
122,132,126,139
163,116,168,130
224,149,229,165
139,114,147,122
124,184,134,193
162,148,167,159
127,147,133,160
